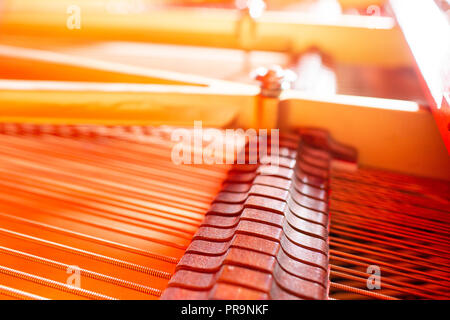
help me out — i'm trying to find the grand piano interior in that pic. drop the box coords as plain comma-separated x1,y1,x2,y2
0,0,449,300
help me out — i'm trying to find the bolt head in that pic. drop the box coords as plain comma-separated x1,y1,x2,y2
252,65,297,92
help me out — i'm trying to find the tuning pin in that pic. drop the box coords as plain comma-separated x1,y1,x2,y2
252,65,297,97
